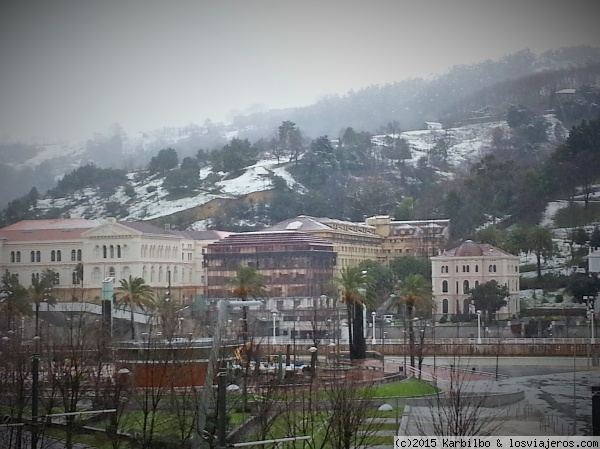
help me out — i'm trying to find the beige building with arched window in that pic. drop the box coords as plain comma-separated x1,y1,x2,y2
431,240,520,320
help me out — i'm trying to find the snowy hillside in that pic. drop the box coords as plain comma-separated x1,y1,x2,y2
33,117,564,229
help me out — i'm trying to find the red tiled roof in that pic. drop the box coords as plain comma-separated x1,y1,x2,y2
0,228,92,242
0,218,100,231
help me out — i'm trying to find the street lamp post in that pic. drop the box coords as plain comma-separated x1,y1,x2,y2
476,310,483,344
585,296,595,344
272,312,277,345
371,312,377,345
589,310,596,344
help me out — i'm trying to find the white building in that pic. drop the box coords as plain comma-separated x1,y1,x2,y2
431,240,520,319
0,218,230,302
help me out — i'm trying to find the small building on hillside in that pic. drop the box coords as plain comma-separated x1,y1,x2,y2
425,121,443,130
431,240,520,320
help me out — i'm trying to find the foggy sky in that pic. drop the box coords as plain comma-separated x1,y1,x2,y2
1,0,599,144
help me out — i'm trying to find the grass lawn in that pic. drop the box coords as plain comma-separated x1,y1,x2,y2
372,377,438,398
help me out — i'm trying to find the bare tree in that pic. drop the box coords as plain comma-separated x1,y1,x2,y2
414,357,505,437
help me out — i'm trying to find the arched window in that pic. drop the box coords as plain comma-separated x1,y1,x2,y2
77,249,82,261
442,298,449,314
463,280,470,294
466,265,470,272
117,245,121,258
53,273,60,285
94,245,100,258
442,280,448,293
103,245,108,259
142,266,148,281
36,251,40,262
92,267,102,283
71,249,77,261
51,250,56,262
489,265,493,272
493,264,497,272
56,250,61,262
31,251,35,262
158,266,164,283
151,266,156,283
110,245,115,259
10,251,15,263
475,280,479,287
72,271,78,285
108,267,116,278
15,251,20,262
475,265,479,272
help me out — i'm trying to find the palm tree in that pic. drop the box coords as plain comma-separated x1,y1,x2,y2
1,271,31,331
115,276,155,340
28,269,58,335
337,266,369,360
229,266,266,341
394,274,434,368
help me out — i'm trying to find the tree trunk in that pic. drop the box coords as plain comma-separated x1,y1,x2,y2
130,308,135,340
352,303,366,359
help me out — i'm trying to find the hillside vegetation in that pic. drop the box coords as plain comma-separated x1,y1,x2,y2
1,46,600,248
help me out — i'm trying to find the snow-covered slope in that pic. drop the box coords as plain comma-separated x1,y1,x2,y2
33,117,564,228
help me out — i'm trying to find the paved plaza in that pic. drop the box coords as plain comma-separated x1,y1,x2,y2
379,356,600,437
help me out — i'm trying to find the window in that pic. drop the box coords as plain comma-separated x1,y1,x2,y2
51,250,56,262
77,249,82,261
110,245,115,259
442,298,448,314
72,271,78,285
31,251,35,262
103,245,107,259
53,273,60,285
475,265,479,272
71,250,77,261
117,245,121,258
36,251,41,262
10,251,15,263
56,250,61,262
463,280,470,294
108,267,116,278
16,251,20,262
442,280,448,293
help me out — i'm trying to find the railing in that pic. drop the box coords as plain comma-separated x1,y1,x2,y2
264,337,595,345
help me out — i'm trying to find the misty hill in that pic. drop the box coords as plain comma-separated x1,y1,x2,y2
3,112,571,233
1,45,600,225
